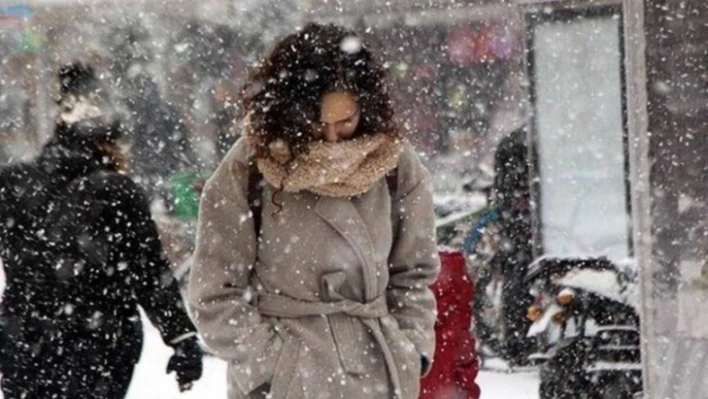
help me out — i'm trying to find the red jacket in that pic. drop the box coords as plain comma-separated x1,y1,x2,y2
420,251,481,399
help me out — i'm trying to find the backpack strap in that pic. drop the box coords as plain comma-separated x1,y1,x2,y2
247,163,264,236
386,167,398,200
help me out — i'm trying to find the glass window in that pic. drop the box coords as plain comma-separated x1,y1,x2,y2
530,12,630,262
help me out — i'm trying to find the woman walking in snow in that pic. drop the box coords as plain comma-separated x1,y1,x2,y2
188,23,440,399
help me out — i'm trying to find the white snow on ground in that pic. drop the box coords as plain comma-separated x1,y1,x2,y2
129,315,540,399
476,371,540,399
126,313,227,398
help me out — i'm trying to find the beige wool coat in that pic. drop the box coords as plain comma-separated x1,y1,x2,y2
188,138,440,399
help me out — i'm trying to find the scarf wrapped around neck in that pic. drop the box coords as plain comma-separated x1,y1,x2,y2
249,133,402,198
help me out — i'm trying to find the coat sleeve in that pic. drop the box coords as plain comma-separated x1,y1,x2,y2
105,174,197,346
0,165,21,248
0,169,9,248
387,142,440,374
187,145,280,362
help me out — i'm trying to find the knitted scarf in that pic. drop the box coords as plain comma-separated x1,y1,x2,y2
251,133,401,198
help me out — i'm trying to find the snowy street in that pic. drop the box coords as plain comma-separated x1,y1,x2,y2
475,371,540,399
126,316,540,399
126,316,227,398
2,0,704,397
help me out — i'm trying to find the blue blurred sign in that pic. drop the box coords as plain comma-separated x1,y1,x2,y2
0,4,32,20
0,4,39,53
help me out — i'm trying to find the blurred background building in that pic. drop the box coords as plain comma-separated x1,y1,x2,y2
0,0,524,196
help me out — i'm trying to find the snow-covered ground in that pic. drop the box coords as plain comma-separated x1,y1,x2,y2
476,370,540,399
127,317,540,399
126,313,227,398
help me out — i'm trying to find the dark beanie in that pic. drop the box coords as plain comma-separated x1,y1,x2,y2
59,62,101,98
55,63,122,144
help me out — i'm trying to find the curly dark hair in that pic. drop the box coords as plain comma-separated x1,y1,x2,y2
240,23,399,160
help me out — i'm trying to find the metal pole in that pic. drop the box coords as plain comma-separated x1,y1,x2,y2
621,0,653,396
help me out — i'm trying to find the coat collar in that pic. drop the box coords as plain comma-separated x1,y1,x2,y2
314,195,379,302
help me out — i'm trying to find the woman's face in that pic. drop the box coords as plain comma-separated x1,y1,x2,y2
313,91,361,143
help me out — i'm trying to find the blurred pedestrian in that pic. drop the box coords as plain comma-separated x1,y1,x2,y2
122,73,194,191
211,80,241,162
494,127,534,366
0,63,202,399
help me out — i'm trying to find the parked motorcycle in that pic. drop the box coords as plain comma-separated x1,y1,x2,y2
524,257,642,399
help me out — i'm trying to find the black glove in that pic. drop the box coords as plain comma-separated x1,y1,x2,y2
166,337,203,392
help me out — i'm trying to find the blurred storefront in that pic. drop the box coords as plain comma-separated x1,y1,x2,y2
0,0,305,167
0,0,195,161
309,0,527,197
0,0,528,198
311,0,526,157
0,4,42,163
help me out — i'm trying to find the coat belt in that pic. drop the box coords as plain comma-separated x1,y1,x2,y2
257,293,405,398
257,293,388,319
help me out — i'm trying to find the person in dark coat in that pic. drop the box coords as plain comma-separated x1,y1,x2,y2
0,63,202,399
493,127,534,366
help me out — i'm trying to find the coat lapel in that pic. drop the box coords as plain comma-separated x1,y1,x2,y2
314,196,377,301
